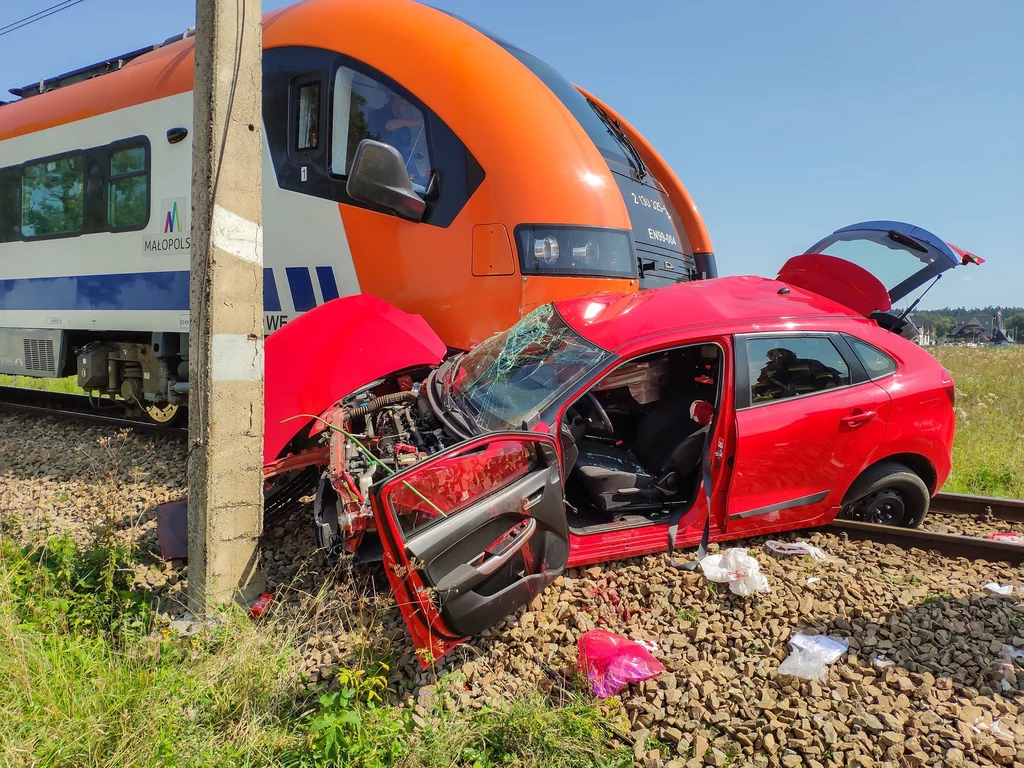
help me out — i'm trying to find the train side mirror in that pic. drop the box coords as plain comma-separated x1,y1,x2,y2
346,139,426,222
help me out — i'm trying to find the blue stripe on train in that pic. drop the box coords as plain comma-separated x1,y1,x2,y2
0,271,192,311
263,268,282,312
0,267,331,312
285,267,317,312
316,266,340,301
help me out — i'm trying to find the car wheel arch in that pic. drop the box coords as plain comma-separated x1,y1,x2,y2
843,453,937,501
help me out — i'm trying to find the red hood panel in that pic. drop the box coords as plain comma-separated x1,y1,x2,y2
777,253,892,317
264,295,447,465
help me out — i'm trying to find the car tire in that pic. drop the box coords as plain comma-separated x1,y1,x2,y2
840,462,930,528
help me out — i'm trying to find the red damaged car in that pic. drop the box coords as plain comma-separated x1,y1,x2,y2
262,220,977,662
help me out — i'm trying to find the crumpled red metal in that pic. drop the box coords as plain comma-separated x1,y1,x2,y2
263,295,447,465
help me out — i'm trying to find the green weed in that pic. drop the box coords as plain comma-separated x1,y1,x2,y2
933,346,1024,499
0,373,83,393
676,607,700,623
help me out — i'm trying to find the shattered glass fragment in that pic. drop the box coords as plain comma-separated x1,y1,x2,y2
452,303,610,431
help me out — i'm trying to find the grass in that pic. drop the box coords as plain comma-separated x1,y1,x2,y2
932,345,1024,499
0,373,84,394
0,531,629,768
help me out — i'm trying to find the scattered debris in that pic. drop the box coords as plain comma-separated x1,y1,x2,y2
248,592,274,620
577,629,665,698
156,498,188,561
699,548,770,596
778,633,849,681
806,576,822,585
764,539,829,560
984,582,1014,596
1000,644,1024,663
988,532,1024,543
870,653,895,669
168,613,204,637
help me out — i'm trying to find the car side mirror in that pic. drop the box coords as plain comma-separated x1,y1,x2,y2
345,139,426,222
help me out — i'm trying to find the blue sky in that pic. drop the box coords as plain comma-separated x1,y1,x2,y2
2,0,1021,309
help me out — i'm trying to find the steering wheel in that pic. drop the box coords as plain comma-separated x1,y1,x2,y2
585,392,615,435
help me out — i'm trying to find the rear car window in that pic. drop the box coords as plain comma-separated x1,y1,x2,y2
847,337,897,378
747,337,851,404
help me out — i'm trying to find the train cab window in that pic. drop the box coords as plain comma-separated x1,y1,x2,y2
21,154,84,238
296,82,321,151
331,67,433,192
108,145,149,230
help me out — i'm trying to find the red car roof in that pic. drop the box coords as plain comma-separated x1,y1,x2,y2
557,275,863,351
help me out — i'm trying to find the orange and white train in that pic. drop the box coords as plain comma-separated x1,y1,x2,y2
0,0,714,422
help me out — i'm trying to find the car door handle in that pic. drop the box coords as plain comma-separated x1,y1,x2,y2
841,409,876,427
476,518,537,575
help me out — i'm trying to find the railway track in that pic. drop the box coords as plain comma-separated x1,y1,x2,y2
0,385,187,438
4,383,1024,564
826,492,1024,565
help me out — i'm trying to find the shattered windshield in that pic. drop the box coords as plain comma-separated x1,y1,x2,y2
451,304,611,431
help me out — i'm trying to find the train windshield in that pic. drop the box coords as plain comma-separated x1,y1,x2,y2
439,11,634,173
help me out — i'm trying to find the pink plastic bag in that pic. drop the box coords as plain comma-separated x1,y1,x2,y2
577,629,666,698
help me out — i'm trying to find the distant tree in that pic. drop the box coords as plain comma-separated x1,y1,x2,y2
931,316,954,340
1006,314,1024,339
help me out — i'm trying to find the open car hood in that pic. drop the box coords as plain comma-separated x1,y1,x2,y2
264,295,447,465
778,220,979,317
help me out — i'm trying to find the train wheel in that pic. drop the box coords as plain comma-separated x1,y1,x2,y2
839,462,929,528
145,402,183,426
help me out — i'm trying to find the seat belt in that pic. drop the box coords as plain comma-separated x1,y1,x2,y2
667,420,715,570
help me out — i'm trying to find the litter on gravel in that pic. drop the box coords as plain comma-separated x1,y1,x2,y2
763,539,830,560
985,582,1015,596
699,547,770,596
778,633,849,681
577,629,665,698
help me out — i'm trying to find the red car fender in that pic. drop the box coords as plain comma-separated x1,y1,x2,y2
263,295,447,466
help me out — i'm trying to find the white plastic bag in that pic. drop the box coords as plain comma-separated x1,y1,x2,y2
778,633,849,681
700,548,770,596
764,540,829,561
985,582,1014,597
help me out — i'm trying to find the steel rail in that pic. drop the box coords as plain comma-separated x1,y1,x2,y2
930,491,1024,524
0,385,187,438
824,518,1024,565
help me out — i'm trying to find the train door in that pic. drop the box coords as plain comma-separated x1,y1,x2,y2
261,48,487,343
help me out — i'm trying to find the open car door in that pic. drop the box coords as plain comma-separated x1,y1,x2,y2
370,432,569,665
778,221,980,332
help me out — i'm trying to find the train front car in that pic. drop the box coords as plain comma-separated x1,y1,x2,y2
0,0,713,421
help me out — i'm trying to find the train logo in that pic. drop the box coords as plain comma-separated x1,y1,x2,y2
164,200,184,234
144,198,190,255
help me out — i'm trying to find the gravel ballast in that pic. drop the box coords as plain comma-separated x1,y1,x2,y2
3,413,1024,767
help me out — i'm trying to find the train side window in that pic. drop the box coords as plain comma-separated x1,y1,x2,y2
22,154,84,238
331,66,433,192
108,145,149,230
295,82,321,151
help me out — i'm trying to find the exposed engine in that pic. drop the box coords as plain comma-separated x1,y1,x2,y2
311,377,452,559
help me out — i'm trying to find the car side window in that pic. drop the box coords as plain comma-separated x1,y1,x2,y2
747,337,851,404
847,337,897,378
331,66,433,192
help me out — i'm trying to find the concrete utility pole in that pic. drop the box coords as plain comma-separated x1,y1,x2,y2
188,0,265,612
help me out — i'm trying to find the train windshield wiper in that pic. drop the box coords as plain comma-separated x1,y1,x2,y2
588,99,647,181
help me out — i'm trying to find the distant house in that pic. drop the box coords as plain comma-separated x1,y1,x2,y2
949,316,987,343
948,313,1013,345
904,314,933,345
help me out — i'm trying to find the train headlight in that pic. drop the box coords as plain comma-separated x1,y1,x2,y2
516,226,635,279
572,241,600,267
533,236,559,265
